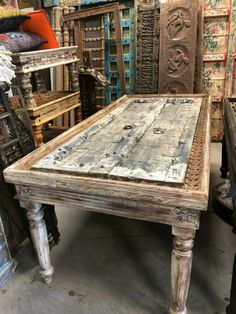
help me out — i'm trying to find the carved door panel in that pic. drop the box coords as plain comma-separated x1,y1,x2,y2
136,0,160,93
158,0,198,94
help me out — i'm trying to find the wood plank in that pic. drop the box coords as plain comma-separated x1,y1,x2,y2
28,92,80,126
88,99,166,175
63,2,125,22
110,98,202,183
33,97,134,169
33,97,201,184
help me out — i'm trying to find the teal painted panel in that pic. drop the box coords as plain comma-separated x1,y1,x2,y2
105,0,135,104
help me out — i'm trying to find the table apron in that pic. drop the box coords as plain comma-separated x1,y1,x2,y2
16,186,201,229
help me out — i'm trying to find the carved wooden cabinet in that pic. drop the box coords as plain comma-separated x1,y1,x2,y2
12,46,80,147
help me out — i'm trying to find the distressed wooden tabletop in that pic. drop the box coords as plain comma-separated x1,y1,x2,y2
33,96,202,185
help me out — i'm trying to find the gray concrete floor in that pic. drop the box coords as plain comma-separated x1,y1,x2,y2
1,143,236,314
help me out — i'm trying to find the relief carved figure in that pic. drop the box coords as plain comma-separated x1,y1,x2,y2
167,46,189,75
164,81,187,94
167,8,190,39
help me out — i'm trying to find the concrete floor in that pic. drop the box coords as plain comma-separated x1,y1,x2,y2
1,143,236,314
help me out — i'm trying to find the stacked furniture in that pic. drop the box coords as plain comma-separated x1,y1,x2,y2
0,80,60,286
12,46,80,147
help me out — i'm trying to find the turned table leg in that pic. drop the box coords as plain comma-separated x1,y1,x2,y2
170,226,195,314
67,62,79,92
33,125,44,147
17,73,37,109
22,201,54,284
17,73,45,147
220,134,229,178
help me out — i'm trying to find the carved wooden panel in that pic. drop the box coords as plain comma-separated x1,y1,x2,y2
136,0,160,93
158,0,198,94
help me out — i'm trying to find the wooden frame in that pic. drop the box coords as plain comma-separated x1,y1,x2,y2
12,46,80,147
3,94,211,314
63,2,125,95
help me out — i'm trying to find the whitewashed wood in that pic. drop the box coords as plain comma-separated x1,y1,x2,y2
33,97,201,184
12,47,79,74
15,185,201,229
33,97,134,168
170,226,196,314
22,201,54,284
3,94,211,314
110,98,202,183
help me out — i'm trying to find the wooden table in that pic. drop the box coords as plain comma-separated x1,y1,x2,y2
12,46,80,147
3,94,211,314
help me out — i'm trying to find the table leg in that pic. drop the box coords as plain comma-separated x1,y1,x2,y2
67,62,79,92
23,201,54,284
220,134,229,178
17,73,37,109
170,226,196,314
33,125,44,147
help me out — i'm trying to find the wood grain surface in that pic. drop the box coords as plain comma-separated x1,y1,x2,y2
33,97,201,184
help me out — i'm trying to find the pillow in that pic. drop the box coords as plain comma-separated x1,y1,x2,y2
0,5,30,32
20,10,59,50
0,15,30,32
0,31,46,52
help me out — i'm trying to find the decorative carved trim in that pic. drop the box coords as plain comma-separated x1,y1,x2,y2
17,185,31,194
174,208,198,223
12,47,79,74
136,1,160,93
